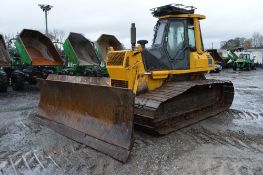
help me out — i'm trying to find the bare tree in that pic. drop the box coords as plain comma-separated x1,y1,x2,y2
243,39,252,49
2,33,16,46
220,33,263,50
220,41,227,49
259,35,263,48
220,37,245,50
49,29,66,43
252,32,263,48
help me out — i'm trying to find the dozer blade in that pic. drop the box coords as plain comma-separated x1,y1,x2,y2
34,75,134,162
135,79,234,135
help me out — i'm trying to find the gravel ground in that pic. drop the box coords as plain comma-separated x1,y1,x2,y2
0,69,263,175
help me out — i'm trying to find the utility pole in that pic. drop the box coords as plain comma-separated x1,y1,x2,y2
38,4,53,36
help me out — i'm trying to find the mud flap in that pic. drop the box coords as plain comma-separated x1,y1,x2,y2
34,75,134,162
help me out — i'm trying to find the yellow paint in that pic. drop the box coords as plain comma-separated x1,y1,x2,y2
193,17,203,54
159,14,206,20
106,13,215,95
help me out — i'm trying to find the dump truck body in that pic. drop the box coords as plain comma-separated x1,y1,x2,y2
0,35,10,67
95,34,124,63
15,29,63,66
10,29,64,91
207,49,223,72
63,32,107,76
207,49,223,65
0,35,10,92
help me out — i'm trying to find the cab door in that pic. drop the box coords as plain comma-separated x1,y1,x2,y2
165,20,189,70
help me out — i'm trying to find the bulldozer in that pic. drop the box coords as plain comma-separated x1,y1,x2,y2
34,4,234,162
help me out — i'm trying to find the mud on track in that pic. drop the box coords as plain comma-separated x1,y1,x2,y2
1,69,263,175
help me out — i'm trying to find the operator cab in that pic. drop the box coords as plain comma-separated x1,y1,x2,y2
239,53,255,61
142,4,204,71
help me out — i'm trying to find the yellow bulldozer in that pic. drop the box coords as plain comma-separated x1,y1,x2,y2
34,4,234,162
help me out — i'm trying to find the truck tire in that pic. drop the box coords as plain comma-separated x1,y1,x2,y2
28,78,37,85
11,72,25,91
233,64,237,71
246,64,251,71
0,71,8,92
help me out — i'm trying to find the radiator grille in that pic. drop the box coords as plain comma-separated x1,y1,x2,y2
107,52,125,66
111,79,128,88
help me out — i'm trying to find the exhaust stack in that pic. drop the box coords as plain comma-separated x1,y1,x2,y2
130,23,136,49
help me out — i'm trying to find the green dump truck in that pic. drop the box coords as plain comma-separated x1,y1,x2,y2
11,29,64,90
62,32,107,76
62,33,124,77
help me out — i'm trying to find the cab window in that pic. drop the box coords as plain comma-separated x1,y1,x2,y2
188,20,196,51
153,22,166,45
166,21,185,58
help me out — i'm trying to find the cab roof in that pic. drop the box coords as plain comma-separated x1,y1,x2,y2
151,4,196,17
151,4,205,20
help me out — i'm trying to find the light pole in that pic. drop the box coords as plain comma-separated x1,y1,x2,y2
38,4,53,36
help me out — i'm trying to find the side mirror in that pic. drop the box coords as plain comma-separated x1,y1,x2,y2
137,40,148,49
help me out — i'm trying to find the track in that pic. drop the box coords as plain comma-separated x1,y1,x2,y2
135,79,234,134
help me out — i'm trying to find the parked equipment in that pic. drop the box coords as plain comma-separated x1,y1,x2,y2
12,29,64,90
220,50,237,69
207,49,223,73
95,34,124,63
0,35,10,92
227,50,239,63
34,4,234,162
233,53,256,71
207,49,223,65
225,50,255,71
62,32,107,76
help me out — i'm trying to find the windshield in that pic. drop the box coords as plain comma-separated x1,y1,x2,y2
153,22,166,45
166,21,185,59
240,54,250,59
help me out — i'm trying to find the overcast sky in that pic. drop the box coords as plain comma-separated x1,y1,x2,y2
0,0,263,49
